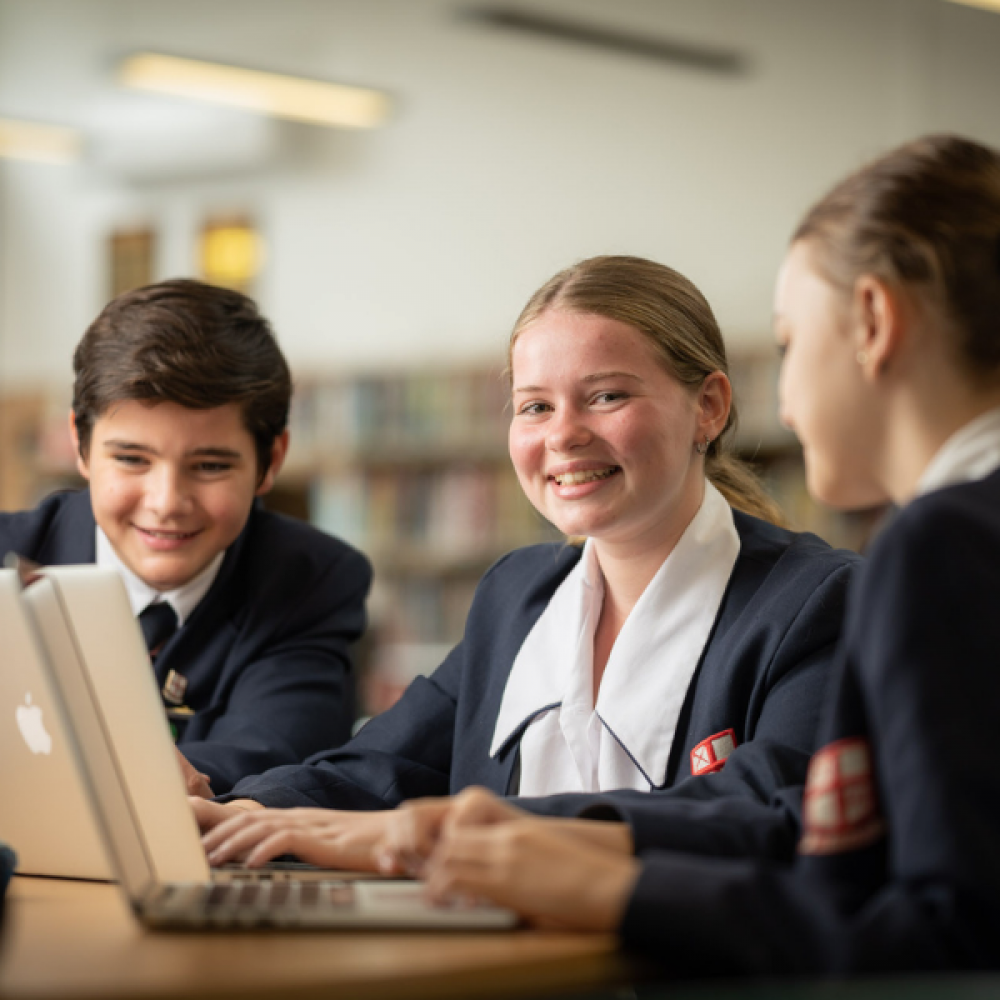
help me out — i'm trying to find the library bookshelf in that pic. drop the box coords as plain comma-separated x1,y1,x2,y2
0,354,879,718
279,367,560,715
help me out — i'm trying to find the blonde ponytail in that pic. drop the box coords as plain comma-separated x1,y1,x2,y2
707,453,786,527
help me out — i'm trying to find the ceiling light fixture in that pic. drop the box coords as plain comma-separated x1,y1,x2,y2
463,5,747,75
118,53,391,130
943,0,1000,12
0,117,81,164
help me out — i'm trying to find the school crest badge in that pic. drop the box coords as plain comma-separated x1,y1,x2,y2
162,669,188,706
799,736,885,855
690,728,737,776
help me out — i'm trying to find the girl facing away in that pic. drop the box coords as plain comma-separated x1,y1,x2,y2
195,257,859,873
378,134,1000,977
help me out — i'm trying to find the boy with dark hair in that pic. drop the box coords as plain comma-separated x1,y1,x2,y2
1,279,371,795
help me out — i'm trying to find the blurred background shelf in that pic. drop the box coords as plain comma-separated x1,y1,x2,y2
0,350,880,718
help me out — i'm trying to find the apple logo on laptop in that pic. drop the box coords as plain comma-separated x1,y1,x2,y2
16,693,52,755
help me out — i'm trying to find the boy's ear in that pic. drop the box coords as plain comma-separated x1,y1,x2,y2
68,412,91,481
255,430,290,496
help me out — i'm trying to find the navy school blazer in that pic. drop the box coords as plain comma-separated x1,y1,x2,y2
0,489,371,794
621,469,1000,975
228,511,860,861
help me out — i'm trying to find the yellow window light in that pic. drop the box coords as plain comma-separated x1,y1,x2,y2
200,220,266,293
119,53,391,130
0,118,81,164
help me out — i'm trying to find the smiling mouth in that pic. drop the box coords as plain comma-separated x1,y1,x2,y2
135,526,202,541
550,466,621,486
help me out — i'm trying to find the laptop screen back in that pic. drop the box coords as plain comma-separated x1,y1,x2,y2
22,567,210,893
0,569,113,880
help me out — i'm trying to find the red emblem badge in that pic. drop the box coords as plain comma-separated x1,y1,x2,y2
690,728,737,776
799,736,885,855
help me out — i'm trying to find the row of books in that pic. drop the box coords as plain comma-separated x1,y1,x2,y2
288,369,512,458
310,465,557,566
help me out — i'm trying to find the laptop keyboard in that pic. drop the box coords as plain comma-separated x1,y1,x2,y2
149,879,358,927
142,877,517,930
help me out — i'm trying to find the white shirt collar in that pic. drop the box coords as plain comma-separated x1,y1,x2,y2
95,527,225,627
491,481,741,793
917,407,1000,496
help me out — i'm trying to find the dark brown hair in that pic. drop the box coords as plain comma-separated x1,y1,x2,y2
72,279,291,479
793,134,1000,381
509,255,785,525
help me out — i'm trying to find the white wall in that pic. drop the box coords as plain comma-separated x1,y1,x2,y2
2,0,1000,390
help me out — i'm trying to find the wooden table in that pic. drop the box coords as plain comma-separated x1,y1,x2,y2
0,876,639,1000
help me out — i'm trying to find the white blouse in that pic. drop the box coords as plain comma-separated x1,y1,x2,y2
917,406,1000,496
490,481,741,796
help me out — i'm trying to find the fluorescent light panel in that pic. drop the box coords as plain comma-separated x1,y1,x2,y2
943,0,1000,12
0,118,81,164
119,53,390,130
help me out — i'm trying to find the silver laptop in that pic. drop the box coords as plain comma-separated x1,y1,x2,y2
20,565,516,929
0,569,114,879
0,569,113,880
0,560,326,883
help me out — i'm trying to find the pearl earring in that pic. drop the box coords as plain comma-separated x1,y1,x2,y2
856,350,869,365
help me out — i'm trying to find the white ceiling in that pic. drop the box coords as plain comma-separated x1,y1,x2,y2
2,0,1000,382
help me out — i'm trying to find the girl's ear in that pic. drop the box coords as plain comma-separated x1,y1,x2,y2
853,275,906,379
696,371,732,445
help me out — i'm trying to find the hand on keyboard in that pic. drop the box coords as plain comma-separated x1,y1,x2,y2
201,807,394,872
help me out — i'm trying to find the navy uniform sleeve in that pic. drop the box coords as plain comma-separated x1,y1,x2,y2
516,554,856,862
181,540,371,794
617,492,1000,975
222,637,466,809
